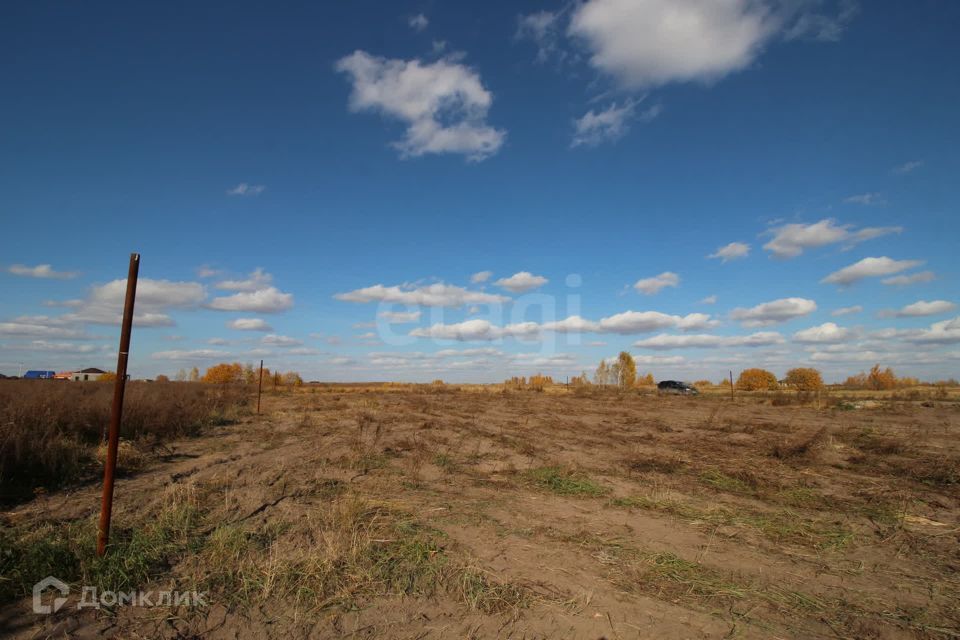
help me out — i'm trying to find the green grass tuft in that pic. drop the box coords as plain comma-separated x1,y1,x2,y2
523,466,607,496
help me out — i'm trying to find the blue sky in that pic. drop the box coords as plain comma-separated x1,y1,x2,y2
1,0,958,382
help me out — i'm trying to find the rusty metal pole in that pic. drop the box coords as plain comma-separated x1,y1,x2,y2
257,359,263,414
97,253,140,557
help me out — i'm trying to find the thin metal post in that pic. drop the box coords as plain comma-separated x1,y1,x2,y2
97,253,140,557
257,359,264,414
730,370,734,400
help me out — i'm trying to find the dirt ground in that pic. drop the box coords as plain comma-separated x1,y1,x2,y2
4,387,960,639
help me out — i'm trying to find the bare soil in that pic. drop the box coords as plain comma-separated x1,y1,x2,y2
4,387,959,639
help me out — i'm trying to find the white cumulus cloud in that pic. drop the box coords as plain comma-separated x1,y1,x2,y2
633,271,679,295
8,264,79,279
568,0,778,90
906,317,960,345
335,51,506,161
493,272,548,293
410,319,539,341
831,305,862,316
708,242,750,262
730,297,817,327
792,322,853,344
633,332,784,350
227,318,273,331
208,287,294,313
893,300,956,318
881,271,935,286
763,219,901,258
335,283,508,307
821,257,923,286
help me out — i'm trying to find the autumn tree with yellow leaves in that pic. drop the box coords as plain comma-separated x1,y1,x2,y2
784,368,824,391
736,368,779,391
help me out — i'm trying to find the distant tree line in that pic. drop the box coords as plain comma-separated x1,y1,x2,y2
166,363,303,386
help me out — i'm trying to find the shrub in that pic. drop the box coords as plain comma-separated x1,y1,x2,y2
784,368,823,391
844,365,898,390
736,368,779,391
868,364,897,390
202,362,245,384
504,375,553,391
636,373,655,387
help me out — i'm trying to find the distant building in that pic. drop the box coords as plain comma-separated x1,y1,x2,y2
23,370,56,379
72,368,107,382
53,371,73,380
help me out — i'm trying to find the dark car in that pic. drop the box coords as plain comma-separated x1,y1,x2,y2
657,380,699,395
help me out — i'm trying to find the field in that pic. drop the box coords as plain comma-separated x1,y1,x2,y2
2,384,959,638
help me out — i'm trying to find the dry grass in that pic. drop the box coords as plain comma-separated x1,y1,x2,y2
0,380,249,503
3,386,959,638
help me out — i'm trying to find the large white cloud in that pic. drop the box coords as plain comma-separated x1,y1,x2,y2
64,278,207,327
822,257,923,286
335,51,505,161
90,278,205,310
763,219,902,258
730,297,817,327
335,283,508,307
568,0,778,90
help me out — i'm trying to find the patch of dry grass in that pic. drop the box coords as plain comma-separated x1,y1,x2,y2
0,381,249,503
